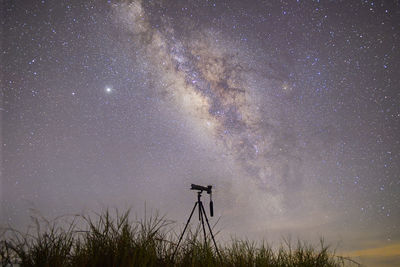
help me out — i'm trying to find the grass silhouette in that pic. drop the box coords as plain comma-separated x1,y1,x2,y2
1,209,359,267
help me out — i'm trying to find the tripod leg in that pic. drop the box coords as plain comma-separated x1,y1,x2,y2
200,202,222,261
199,201,207,248
172,202,198,261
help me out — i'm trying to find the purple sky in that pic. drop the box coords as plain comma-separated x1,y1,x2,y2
2,1,399,266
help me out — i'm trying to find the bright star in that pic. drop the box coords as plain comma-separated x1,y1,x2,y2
105,87,112,93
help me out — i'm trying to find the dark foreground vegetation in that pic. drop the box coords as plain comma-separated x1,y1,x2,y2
1,210,359,267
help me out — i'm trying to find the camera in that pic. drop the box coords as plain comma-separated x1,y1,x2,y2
191,184,212,194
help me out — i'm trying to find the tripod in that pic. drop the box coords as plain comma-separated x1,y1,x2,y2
172,190,222,261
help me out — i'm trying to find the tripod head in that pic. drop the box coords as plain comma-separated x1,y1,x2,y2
190,184,214,217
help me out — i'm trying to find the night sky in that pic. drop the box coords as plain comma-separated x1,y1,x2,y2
2,1,400,266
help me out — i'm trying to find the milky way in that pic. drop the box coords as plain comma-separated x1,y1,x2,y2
113,1,310,214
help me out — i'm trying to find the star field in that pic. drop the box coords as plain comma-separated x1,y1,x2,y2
2,1,400,266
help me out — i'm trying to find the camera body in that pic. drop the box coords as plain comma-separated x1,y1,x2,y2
191,184,212,194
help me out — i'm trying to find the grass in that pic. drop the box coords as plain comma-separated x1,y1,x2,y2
1,210,359,267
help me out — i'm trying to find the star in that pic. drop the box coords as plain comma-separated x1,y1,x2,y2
105,87,112,94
